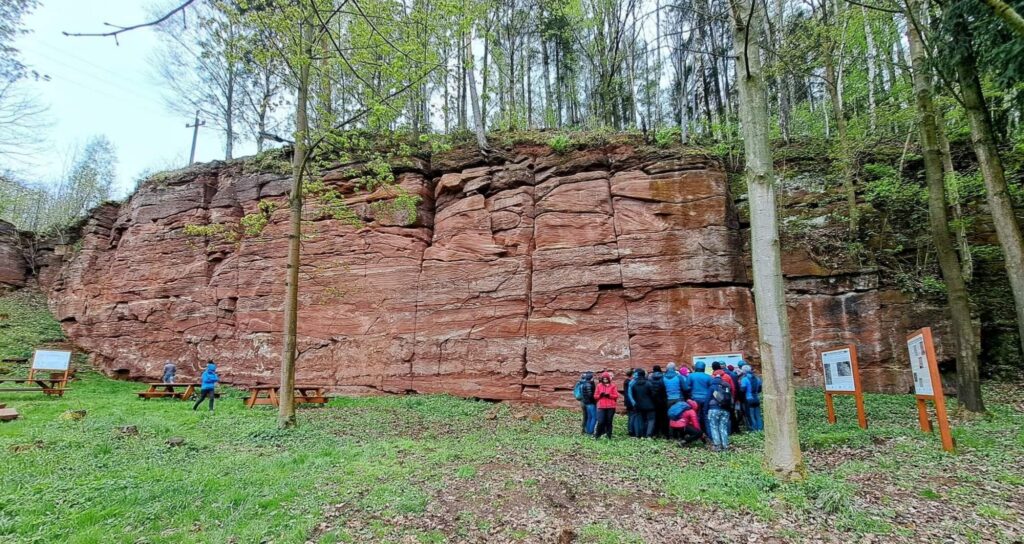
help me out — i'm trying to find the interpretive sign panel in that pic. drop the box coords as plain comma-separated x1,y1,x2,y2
905,327,953,452
820,345,867,429
31,350,72,371
692,353,744,374
821,347,856,393
907,333,934,396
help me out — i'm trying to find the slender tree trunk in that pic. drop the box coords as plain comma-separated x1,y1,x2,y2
936,116,973,281
225,72,235,160
955,36,1024,367
862,5,878,134
729,0,804,481
279,18,313,430
482,31,490,131
466,28,488,150
824,55,857,233
906,3,984,414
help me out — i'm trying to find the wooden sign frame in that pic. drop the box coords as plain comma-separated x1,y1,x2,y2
691,352,745,375
906,327,954,452
821,344,867,429
29,349,72,383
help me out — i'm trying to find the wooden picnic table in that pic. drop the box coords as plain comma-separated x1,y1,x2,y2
137,382,202,401
0,375,68,396
244,384,329,408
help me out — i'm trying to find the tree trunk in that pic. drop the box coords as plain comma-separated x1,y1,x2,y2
906,3,985,414
823,54,857,233
279,18,313,430
955,35,1024,368
936,116,973,281
862,5,878,134
981,0,1024,37
466,28,488,151
729,0,805,481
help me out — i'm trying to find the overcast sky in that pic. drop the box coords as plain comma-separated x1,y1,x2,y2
11,0,255,197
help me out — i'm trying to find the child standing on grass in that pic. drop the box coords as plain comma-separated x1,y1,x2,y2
192,361,219,412
593,372,619,440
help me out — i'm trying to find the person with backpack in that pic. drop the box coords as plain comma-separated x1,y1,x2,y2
707,374,733,451
629,369,656,438
668,400,703,446
713,362,739,434
623,369,638,437
593,372,619,439
689,361,713,431
192,361,219,412
739,364,763,431
573,372,597,435
725,363,743,432
648,365,668,437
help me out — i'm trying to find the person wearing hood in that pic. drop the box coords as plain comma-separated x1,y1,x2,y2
663,362,684,405
648,365,668,438
689,361,713,431
192,361,220,412
593,371,620,439
162,360,177,384
668,399,703,446
629,369,656,438
707,374,733,451
574,371,597,435
739,364,763,431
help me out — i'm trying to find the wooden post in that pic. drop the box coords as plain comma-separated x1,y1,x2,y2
825,393,837,424
907,327,954,452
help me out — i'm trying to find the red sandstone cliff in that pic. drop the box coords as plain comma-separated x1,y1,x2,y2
36,144,951,405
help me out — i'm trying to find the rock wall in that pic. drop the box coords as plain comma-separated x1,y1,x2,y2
38,145,951,405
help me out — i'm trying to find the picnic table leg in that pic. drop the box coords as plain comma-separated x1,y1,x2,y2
181,385,195,401
269,388,279,408
245,390,257,409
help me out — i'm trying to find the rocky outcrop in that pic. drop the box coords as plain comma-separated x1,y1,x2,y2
35,145,951,405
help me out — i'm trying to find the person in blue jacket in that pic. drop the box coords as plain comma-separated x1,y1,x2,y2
192,361,220,412
739,364,763,431
663,362,684,405
689,361,713,432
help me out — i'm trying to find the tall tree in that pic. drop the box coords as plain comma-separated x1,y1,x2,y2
947,4,1024,364
906,4,985,413
728,0,805,481
153,1,246,160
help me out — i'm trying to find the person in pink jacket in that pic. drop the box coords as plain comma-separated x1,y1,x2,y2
593,371,619,439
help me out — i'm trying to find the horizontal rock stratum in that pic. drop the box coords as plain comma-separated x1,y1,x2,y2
35,144,951,405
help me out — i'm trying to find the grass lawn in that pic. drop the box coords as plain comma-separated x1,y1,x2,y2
1,372,1023,544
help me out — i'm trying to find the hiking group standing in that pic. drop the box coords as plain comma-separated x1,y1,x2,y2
573,361,763,452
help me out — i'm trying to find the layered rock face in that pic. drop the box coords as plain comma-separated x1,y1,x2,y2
40,145,950,405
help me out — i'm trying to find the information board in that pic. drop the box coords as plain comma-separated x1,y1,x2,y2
692,353,745,374
907,333,933,396
31,349,72,371
821,347,856,392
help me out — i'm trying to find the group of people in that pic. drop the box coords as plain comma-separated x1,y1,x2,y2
573,361,763,452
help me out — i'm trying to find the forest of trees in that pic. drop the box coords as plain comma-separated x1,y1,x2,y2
2,0,1023,478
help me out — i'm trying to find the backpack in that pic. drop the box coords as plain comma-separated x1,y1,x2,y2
667,401,686,420
712,382,733,410
745,375,762,406
573,380,584,401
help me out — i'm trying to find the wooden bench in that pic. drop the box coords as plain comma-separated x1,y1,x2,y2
0,378,68,397
0,349,73,397
137,383,201,401
244,384,329,408
0,407,20,422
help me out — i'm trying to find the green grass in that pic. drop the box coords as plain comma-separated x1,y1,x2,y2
1,371,1023,543
0,291,64,362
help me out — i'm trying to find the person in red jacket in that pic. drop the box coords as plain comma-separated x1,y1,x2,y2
593,371,619,440
668,401,703,446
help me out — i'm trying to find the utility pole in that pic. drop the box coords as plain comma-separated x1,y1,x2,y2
186,110,205,165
